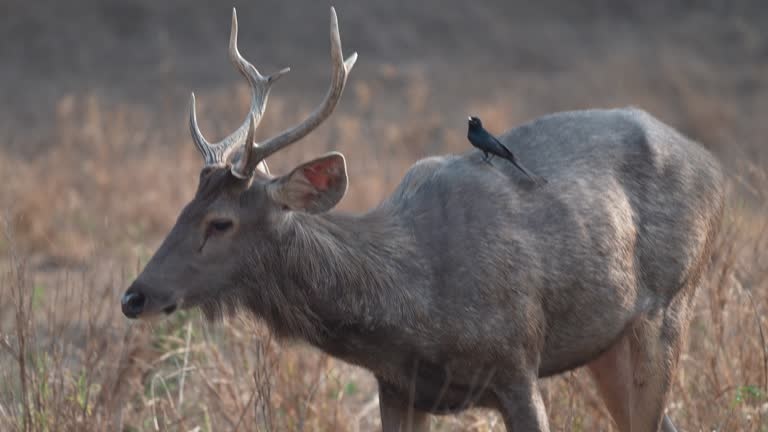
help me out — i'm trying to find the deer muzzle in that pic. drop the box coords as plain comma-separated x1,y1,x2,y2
121,281,178,319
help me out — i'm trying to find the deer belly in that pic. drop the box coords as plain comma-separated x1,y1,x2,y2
538,297,645,377
381,358,499,415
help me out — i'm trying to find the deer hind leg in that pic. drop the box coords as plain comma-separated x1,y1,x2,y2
587,296,689,432
587,335,633,430
626,303,687,432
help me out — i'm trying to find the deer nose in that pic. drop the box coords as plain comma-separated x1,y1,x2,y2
121,289,147,318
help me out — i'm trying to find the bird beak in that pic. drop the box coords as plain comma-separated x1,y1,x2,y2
468,116,472,121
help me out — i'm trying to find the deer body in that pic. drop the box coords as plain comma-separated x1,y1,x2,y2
257,108,723,426
121,8,724,432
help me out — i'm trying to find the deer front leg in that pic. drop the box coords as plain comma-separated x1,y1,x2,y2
495,372,550,432
378,381,431,432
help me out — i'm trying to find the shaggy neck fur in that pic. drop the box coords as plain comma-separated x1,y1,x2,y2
231,208,427,347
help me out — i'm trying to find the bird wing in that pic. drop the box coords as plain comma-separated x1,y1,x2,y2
489,134,514,158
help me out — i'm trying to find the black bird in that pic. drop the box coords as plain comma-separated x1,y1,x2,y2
467,116,544,184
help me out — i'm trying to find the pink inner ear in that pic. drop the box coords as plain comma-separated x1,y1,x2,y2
302,159,338,191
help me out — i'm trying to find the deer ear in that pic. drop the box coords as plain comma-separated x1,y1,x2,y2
267,152,348,213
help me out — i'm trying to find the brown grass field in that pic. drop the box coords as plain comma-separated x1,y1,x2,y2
1,1,768,430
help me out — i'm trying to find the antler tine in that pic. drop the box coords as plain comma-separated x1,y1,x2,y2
189,7,290,167
189,93,214,163
249,6,357,165
231,112,256,179
228,8,291,111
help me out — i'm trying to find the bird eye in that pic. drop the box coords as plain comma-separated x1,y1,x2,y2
208,219,233,234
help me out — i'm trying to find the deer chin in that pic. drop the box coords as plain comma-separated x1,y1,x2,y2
131,308,173,322
137,302,179,321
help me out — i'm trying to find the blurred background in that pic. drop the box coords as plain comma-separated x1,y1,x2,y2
1,0,767,430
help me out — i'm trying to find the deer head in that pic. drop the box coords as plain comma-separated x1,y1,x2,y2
121,7,357,320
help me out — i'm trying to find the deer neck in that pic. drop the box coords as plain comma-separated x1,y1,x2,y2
270,209,424,347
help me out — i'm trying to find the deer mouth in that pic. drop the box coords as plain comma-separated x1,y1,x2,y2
162,304,178,315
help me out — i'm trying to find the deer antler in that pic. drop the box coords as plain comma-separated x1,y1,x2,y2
231,6,357,179
189,8,290,168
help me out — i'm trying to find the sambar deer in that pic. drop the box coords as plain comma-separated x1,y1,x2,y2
121,7,725,432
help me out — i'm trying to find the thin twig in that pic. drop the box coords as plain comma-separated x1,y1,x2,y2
714,403,736,432
353,395,379,432
0,336,17,358
298,360,325,430
233,384,258,432
150,371,162,431
178,320,193,408
743,287,768,392
150,367,196,431
196,368,238,429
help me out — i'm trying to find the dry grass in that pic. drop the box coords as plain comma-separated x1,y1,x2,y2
1,63,768,431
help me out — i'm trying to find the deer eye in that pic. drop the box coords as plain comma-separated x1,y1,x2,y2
207,219,233,235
